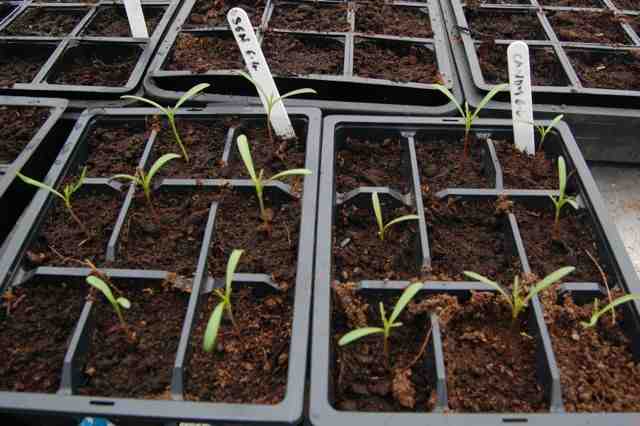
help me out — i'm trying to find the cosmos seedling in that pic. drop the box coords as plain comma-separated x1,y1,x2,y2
86,275,133,341
237,134,311,223
121,83,210,163
203,249,243,353
238,71,316,143
17,167,89,237
371,192,419,241
110,153,181,222
549,156,578,239
338,282,423,368
536,114,563,150
581,294,640,328
433,83,508,160
464,267,575,321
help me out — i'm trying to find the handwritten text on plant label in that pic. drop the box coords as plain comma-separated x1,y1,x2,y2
507,41,535,155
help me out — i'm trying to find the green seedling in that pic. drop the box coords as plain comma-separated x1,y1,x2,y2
549,156,578,239
536,114,563,150
238,71,316,143
110,153,181,222
464,266,575,321
86,275,133,341
581,294,640,328
237,134,311,222
121,83,210,163
339,282,423,368
17,167,89,237
371,192,419,241
203,249,243,353
433,83,508,160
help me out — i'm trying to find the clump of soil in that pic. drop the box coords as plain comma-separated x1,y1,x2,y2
492,140,559,189
547,11,630,44
353,39,440,83
465,10,547,40
355,5,433,38
262,33,344,76
0,106,49,164
270,3,349,32
0,280,86,393
0,44,54,88
1,8,86,36
187,0,264,28
84,121,150,177
336,136,409,193
568,50,640,90
83,5,163,37
77,280,189,398
164,33,243,73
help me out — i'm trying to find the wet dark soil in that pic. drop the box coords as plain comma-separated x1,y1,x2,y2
465,9,547,40
0,106,49,164
568,49,640,90
539,0,603,6
270,3,349,32
263,32,344,76
492,140,559,189
187,0,265,28
547,11,630,44
355,4,433,38
0,44,54,88
82,5,163,37
1,7,86,36
165,33,244,73
84,122,150,177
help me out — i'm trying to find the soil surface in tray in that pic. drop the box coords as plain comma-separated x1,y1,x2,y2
1,7,86,36
337,135,409,194
613,0,640,9
185,286,293,403
425,198,520,283
513,204,611,284
542,292,640,411
111,190,213,276
547,11,630,44
415,137,490,194
444,292,548,412
263,33,344,76
27,187,123,268
568,50,640,90
539,0,603,6
0,106,49,164
331,285,437,411
493,140,559,189
77,280,189,398
465,10,547,40
334,199,419,282
355,5,433,38
82,5,163,37
0,280,86,393
84,121,149,177
0,45,54,88
49,45,140,87
187,0,265,28
165,33,244,73
270,3,349,32
353,39,439,83
478,43,569,86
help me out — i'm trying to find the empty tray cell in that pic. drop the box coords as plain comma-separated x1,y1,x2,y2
0,106,49,164
612,0,640,9
1,6,87,36
163,32,244,72
47,43,142,87
0,3,16,21
83,120,149,177
355,4,433,38
186,0,265,28
568,49,640,90
269,2,350,32
262,33,344,76
538,0,604,7
547,11,631,44
477,43,569,86
81,5,165,37
353,38,439,83
465,9,547,40
0,42,56,87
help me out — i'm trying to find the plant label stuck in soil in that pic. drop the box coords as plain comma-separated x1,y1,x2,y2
123,0,149,38
227,7,296,140
507,41,534,155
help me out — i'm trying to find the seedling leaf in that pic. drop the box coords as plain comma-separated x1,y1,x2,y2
237,135,258,182
147,153,181,183
269,168,312,182
175,83,210,109
226,249,244,296
433,84,464,118
273,88,318,104
338,327,385,346
388,282,423,325
120,95,167,114
471,83,509,122
463,271,512,306
117,297,131,309
16,173,64,200
523,266,575,305
372,192,384,238
203,302,225,352
582,294,640,328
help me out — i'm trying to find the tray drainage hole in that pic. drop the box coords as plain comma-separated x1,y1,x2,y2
503,418,528,423
90,400,115,406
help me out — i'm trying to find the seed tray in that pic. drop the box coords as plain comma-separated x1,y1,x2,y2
0,0,179,105
0,106,320,425
0,96,67,258
441,0,640,163
144,0,463,115
310,115,640,424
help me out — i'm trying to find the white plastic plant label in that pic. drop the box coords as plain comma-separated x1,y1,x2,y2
123,0,149,39
227,7,296,139
507,41,535,155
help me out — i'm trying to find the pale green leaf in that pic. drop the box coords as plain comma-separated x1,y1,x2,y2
146,153,181,185
117,297,131,309
236,135,258,182
388,282,423,325
566,198,579,210
382,214,419,236
558,156,567,197
524,266,575,305
432,84,464,118
86,275,118,307
270,168,312,182
17,172,64,201
175,83,210,109
338,327,385,346
273,88,317,105
471,83,508,122
121,95,167,115
110,174,140,185
583,294,640,328
237,70,269,101
546,114,564,134
463,271,512,305
372,192,384,237
203,302,225,352
225,249,244,296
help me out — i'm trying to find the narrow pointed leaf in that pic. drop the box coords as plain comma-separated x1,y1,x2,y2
273,88,318,104
338,327,385,346
110,174,140,185
389,282,423,325
116,297,131,309
372,192,384,237
237,70,269,101
558,156,567,197
17,173,64,200
382,214,419,236
524,266,575,305
471,83,509,122
175,83,211,109
463,271,512,304
147,153,181,184
583,294,640,328
225,249,244,296
86,276,117,306
270,168,312,182
121,96,167,114
236,135,258,181
546,114,564,134
203,302,225,352
432,84,465,118
566,198,579,210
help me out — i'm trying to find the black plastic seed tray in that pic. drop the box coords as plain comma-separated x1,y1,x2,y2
0,0,179,106
144,0,463,114
0,96,67,258
441,0,640,163
310,115,640,424
0,106,320,425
